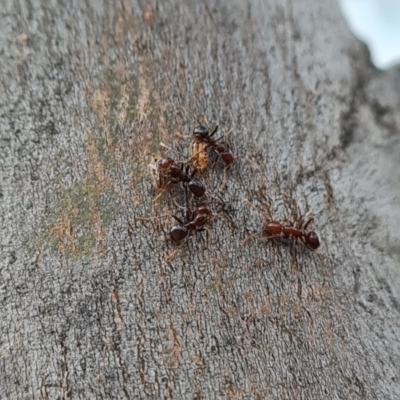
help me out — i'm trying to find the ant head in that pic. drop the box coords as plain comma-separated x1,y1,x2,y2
157,158,174,170
170,225,188,243
305,231,320,250
193,126,209,139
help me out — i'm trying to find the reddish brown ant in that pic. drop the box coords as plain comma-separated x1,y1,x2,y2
241,200,321,257
155,157,206,198
191,125,234,169
170,202,211,244
261,218,321,251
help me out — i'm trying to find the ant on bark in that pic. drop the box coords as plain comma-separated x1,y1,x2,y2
170,201,211,244
191,125,234,171
154,157,206,199
241,199,322,259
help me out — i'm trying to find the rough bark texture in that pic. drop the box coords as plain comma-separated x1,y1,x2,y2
1,0,400,399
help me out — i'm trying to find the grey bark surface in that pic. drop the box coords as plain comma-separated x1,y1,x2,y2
1,0,400,399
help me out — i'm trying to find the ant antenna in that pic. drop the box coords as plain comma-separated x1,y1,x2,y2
244,199,264,215
240,232,260,247
160,142,173,152
152,182,172,204
219,167,228,191
210,125,219,137
302,215,314,231
212,128,233,143
171,197,187,210
136,213,172,221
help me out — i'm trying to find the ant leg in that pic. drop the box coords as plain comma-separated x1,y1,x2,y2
289,240,299,274
152,182,172,204
136,214,172,221
209,125,219,138
159,142,175,156
309,248,324,263
244,199,261,213
244,199,270,219
184,185,194,222
258,235,279,242
298,211,312,229
211,128,233,144
148,160,158,172
183,163,189,175
171,197,187,210
240,233,260,247
190,167,198,179
219,166,228,191
158,171,173,189
303,217,315,231
172,215,185,225
301,237,324,263
205,148,218,175
206,193,234,227
293,215,303,230
195,228,209,250
211,136,224,144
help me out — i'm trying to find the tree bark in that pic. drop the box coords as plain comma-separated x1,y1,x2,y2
1,0,400,398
